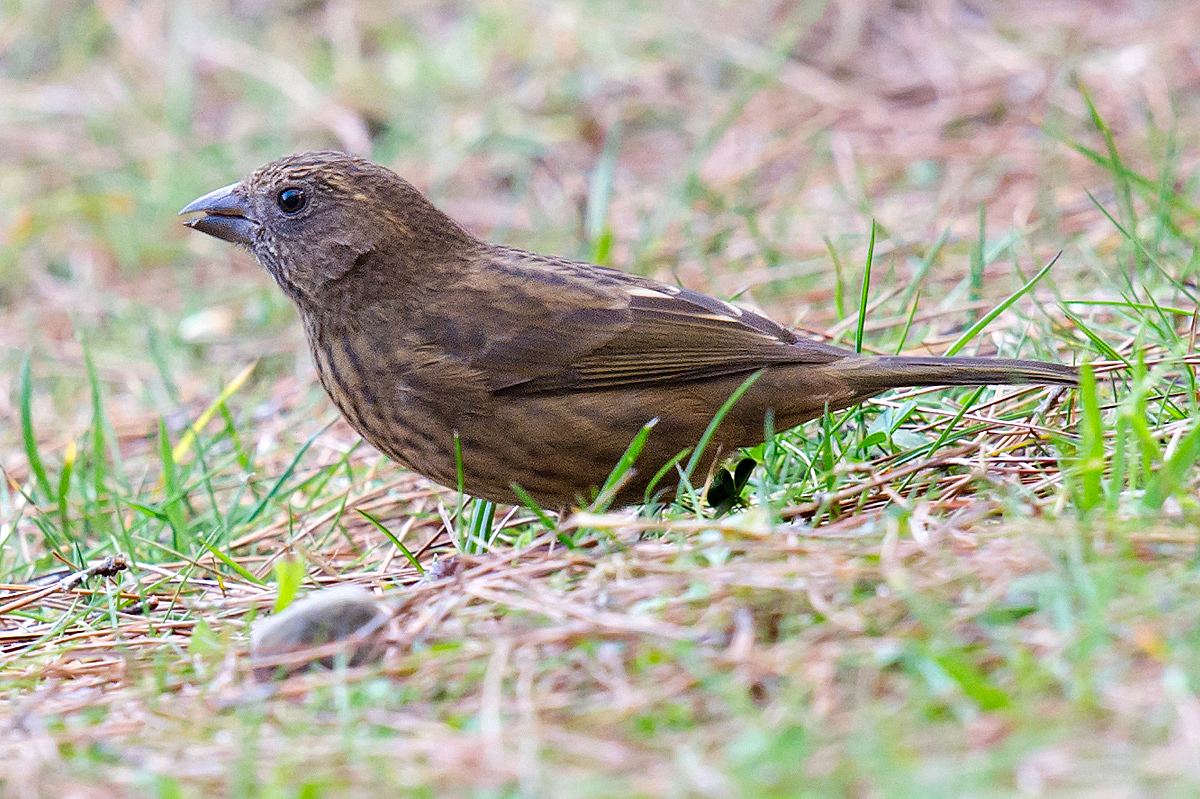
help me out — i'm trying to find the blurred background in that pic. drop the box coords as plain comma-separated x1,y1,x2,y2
7,4,1200,793
3,0,1198,469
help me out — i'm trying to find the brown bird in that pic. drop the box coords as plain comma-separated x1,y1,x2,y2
181,151,1076,507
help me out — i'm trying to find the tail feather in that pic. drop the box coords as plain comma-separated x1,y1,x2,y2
825,355,1078,394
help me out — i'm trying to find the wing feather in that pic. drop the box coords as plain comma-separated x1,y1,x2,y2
449,249,851,397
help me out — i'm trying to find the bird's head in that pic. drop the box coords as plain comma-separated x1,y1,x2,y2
180,151,476,303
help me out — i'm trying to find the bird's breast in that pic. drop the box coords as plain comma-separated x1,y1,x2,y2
303,315,495,473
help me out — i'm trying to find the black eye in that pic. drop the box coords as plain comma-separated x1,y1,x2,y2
277,187,306,214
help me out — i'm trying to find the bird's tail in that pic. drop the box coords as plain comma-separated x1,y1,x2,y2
824,355,1078,395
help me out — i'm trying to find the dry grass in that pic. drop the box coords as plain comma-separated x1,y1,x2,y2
4,1,1200,796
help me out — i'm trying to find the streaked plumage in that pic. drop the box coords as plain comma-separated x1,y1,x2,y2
181,152,1076,506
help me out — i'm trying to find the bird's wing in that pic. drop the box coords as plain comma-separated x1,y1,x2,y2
446,248,850,395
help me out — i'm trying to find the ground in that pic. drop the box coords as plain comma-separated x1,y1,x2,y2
2,1,1200,796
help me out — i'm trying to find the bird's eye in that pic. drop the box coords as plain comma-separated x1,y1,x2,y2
277,187,307,214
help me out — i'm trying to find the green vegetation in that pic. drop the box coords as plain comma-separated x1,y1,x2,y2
3,1,1200,796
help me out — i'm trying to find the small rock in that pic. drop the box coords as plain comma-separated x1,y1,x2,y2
249,586,392,680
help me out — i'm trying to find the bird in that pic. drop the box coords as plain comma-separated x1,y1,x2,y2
180,151,1076,508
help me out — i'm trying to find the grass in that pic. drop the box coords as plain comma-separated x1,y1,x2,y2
4,1,1200,796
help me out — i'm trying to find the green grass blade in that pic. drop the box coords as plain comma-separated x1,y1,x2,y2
590,418,658,513
644,449,691,506
200,537,263,585
1143,418,1200,511
272,556,306,611
970,204,985,321
1074,365,1105,511
586,119,622,263
157,419,189,550
84,349,110,504
468,500,497,554
510,483,575,549
56,441,76,541
825,237,846,320
239,419,333,529
855,221,876,354
678,371,764,497
945,252,1060,356
358,508,424,574
19,357,52,502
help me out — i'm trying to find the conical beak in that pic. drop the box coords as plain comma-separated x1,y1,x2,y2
179,182,257,246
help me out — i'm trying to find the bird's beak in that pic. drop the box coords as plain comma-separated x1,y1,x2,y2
179,182,257,246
